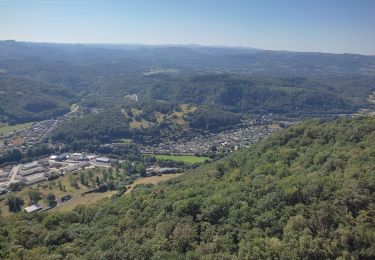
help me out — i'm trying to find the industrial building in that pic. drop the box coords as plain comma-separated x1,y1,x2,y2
24,174,47,185
18,167,44,177
96,157,111,164
54,153,69,162
22,161,38,171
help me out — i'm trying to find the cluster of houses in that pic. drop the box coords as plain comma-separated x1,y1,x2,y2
141,124,281,156
0,105,83,159
0,119,58,154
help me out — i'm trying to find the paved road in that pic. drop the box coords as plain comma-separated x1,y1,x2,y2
8,165,20,186
39,105,80,142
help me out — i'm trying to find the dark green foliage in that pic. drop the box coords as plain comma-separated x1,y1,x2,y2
0,144,55,166
6,195,24,212
187,107,241,131
28,190,42,205
0,77,72,124
8,181,26,192
51,109,130,144
0,116,374,258
45,193,56,207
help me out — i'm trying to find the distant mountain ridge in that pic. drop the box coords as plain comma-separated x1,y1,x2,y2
1,40,375,76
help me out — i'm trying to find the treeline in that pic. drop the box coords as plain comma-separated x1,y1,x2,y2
1,116,374,258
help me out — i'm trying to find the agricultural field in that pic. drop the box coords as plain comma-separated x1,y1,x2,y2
0,122,33,134
153,154,210,164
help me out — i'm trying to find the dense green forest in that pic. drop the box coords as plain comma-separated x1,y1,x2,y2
0,77,73,124
1,116,374,259
50,109,130,148
187,107,242,131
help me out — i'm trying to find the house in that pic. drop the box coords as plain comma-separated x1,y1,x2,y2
24,204,43,213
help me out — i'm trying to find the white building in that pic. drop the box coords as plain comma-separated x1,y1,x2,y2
24,204,43,213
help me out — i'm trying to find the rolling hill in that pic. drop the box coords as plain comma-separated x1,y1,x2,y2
1,116,374,259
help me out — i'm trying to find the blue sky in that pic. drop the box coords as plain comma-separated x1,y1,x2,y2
0,0,374,54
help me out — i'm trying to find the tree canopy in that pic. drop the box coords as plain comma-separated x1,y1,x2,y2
0,116,374,259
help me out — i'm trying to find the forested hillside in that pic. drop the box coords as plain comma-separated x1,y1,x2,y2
1,116,374,259
142,74,359,116
0,77,73,124
1,41,375,124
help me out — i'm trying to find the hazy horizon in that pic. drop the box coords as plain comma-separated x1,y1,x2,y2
2,39,375,57
1,0,375,55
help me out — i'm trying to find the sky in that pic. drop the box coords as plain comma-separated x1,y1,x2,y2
0,0,374,55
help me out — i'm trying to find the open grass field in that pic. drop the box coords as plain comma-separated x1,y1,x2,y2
54,191,116,212
125,173,183,194
153,154,210,164
0,122,33,134
120,138,132,144
129,119,151,129
180,104,197,113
